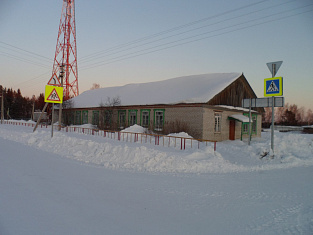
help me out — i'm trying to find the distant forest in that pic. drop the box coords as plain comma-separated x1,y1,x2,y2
0,85,46,120
263,103,313,127
1,85,313,126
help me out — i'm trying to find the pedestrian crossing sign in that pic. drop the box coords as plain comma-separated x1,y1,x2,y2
264,77,283,97
45,85,63,103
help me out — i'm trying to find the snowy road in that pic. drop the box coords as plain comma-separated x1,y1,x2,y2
0,131,313,234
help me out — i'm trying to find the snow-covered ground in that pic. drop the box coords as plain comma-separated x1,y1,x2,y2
0,123,313,234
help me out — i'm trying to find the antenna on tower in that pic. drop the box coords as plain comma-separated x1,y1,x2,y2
47,0,79,100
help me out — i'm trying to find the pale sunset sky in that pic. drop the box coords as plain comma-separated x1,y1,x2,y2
0,0,312,109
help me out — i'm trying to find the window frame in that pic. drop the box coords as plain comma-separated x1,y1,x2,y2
92,111,99,126
154,109,165,131
118,110,126,128
75,111,82,125
214,112,222,133
104,110,112,128
243,113,257,134
82,110,88,124
128,109,138,126
140,109,150,128
242,123,248,134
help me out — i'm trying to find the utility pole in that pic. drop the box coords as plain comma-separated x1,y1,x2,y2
0,87,4,124
58,64,64,131
31,102,35,121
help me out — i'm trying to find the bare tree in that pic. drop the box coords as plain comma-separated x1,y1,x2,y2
105,96,121,107
306,109,313,125
263,103,308,127
262,107,272,127
99,96,121,130
297,106,305,124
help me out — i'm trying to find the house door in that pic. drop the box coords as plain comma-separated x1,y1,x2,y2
229,120,235,140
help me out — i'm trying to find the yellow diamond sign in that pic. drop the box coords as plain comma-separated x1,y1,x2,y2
45,85,63,103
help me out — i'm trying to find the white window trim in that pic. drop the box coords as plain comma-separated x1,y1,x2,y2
214,112,222,133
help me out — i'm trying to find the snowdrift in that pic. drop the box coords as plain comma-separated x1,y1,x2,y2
0,124,312,174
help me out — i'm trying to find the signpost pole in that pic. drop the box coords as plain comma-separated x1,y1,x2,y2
51,104,54,138
248,98,251,146
265,60,282,156
271,64,276,154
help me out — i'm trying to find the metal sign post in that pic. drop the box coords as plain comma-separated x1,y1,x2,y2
266,61,283,154
248,99,251,146
44,85,63,137
242,97,285,146
51,104,55,137
33,85,63,136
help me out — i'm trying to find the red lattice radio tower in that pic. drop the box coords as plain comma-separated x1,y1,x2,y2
48,0,78,100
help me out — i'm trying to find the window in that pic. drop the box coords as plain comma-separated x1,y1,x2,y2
104,110,112,128
92,111,99,126
67,112,74,125
75,111,81,125
82,110,88,124
252,115,257,133
141,109,150,127
128,110,137,126
214,112,222,133
154,109,164,131
118,110,126,128
243,113,257,134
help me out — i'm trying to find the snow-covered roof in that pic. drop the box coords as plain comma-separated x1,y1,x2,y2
70,73,242,108
216,105,257,113
229,114,251,123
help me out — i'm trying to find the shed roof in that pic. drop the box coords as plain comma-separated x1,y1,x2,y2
70,73,242,108
229,114,252,123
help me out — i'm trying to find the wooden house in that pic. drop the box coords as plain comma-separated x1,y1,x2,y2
62,73,262,141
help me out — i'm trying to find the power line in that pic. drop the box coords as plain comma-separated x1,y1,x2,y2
3,0,310,93
79,0,297,66
13,71,51,87
0,51,51,68
80,0,272,62
9,71,51,94
0,41,52,62
80,4,313,70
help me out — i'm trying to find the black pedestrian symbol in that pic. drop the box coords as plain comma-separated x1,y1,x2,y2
267,81,279,93
47,89,61,102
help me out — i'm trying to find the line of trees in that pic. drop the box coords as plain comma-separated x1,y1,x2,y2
263,103,313,127
0,85,46,120
1,84,312,127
